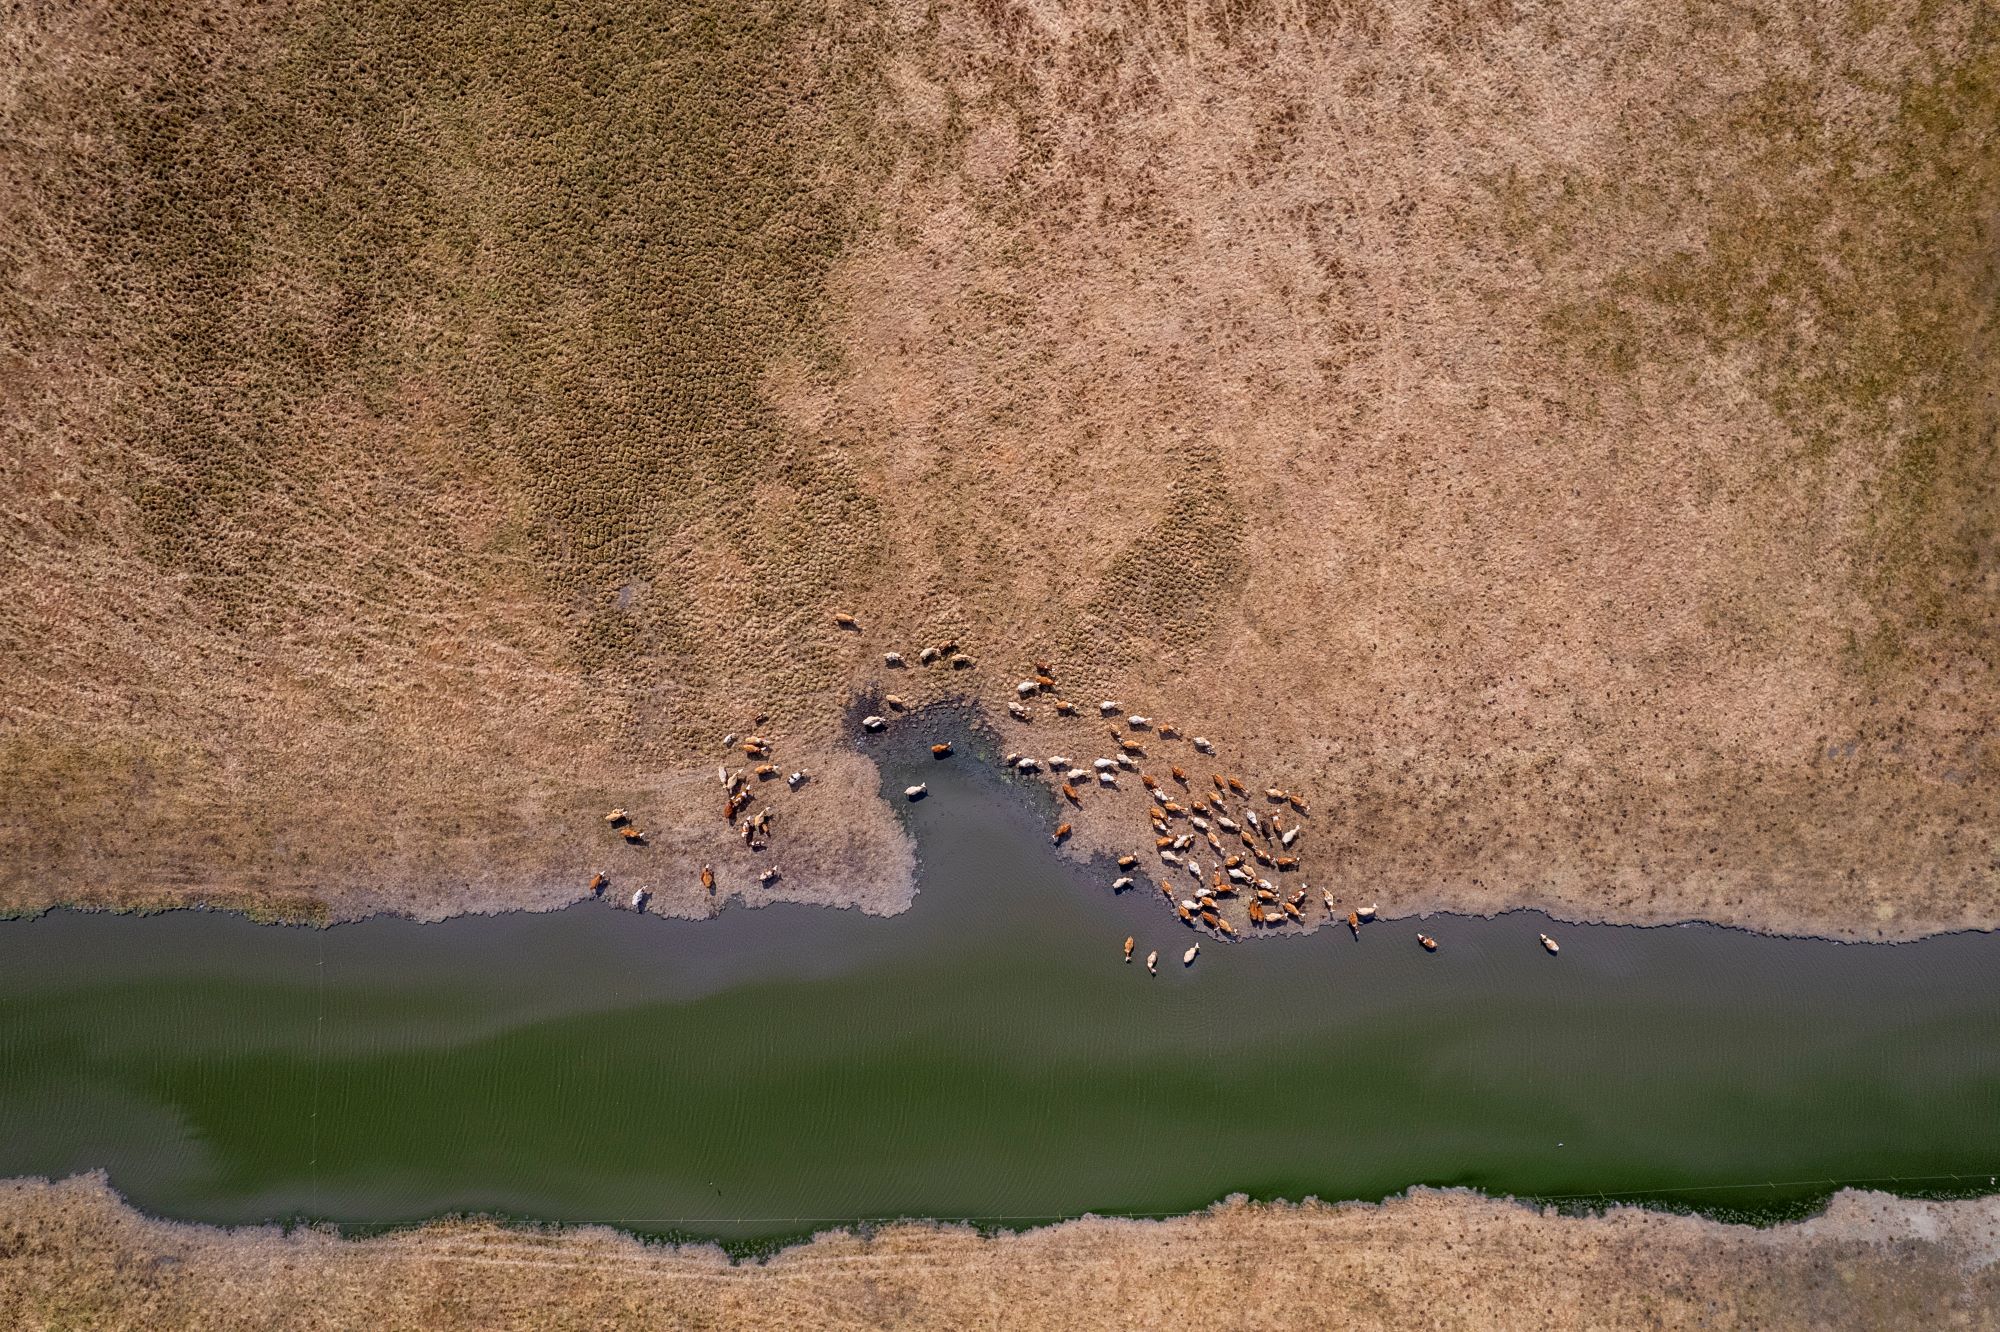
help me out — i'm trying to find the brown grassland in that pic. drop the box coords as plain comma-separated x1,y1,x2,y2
3,1175,1998,1331
2,0,1998,1316
3,0,1996,934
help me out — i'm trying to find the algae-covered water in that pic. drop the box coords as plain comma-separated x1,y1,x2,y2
2,728,1995,1244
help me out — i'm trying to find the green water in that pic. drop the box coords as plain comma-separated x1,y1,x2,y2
2,726,1996,1244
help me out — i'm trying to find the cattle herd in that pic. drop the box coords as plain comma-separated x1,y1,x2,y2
576,610,1425,956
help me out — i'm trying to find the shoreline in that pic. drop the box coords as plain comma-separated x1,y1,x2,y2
1,689,1988,947
11,1164,2000,1257
4,1174,1994,1331
7,891,1998,953
20,1166,2000,1245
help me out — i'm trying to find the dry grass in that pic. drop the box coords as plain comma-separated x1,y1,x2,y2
1,0,913,919
2,0,1995,934
3,1175,1997,1331
802,0,1999,936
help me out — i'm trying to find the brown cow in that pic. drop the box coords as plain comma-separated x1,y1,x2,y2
1053,823,1072,844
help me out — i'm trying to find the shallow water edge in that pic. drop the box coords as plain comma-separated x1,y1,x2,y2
4,697,1990,946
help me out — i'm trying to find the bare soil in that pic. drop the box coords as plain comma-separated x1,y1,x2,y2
3,1175,1996,1331
3,0,1995,937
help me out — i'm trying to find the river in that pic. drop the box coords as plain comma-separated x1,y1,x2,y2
2,721,1995,1247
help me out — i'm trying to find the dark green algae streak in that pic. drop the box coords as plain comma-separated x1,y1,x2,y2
1,712,1997,1249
